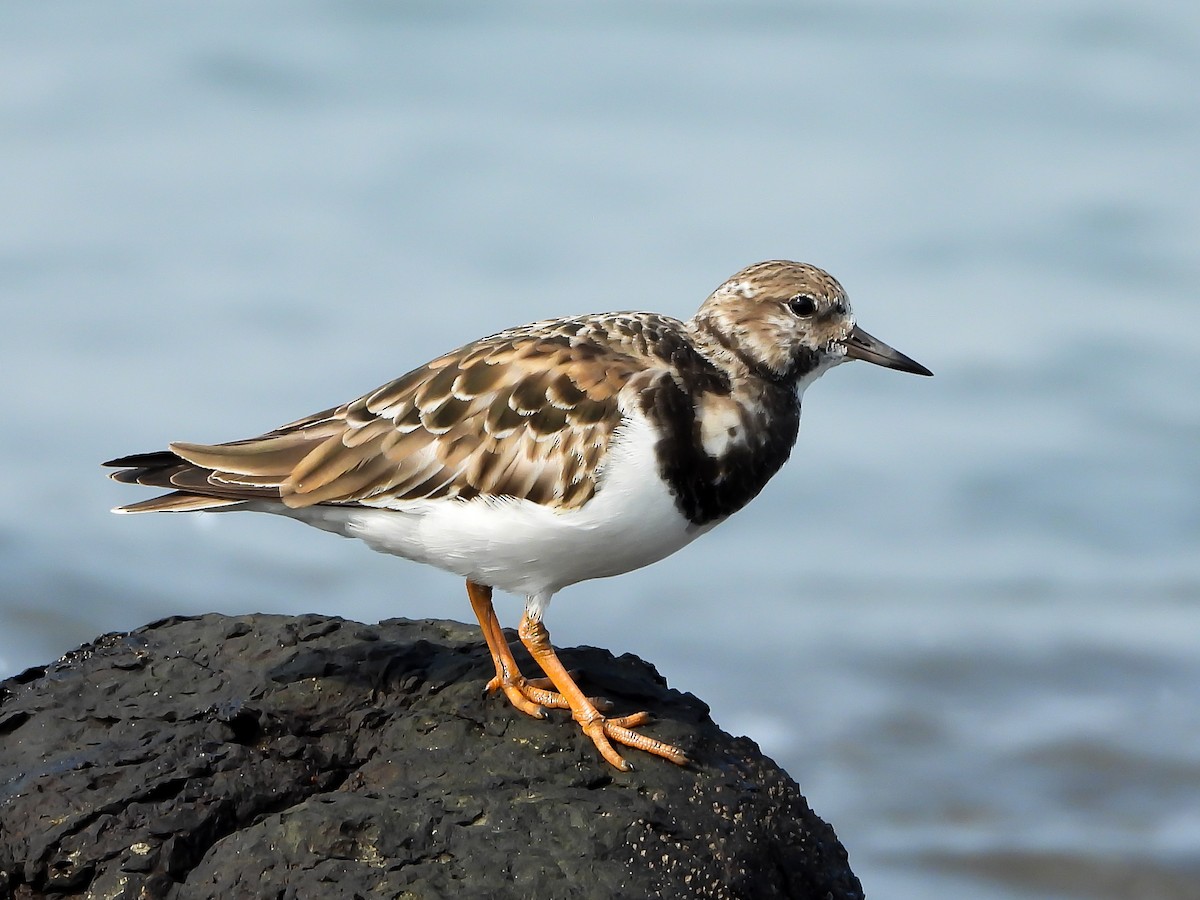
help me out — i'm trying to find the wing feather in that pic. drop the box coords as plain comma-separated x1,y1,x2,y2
106,315,684,513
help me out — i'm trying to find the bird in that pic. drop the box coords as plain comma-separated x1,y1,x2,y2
104,260,931,771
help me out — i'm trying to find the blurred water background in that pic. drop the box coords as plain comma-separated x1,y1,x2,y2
2,2,1198,897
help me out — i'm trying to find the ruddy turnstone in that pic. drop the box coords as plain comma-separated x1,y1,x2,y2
104,260,930,770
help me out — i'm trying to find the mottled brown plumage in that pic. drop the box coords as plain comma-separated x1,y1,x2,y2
110,318,670,514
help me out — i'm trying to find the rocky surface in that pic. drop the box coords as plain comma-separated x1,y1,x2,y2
0,613,862,899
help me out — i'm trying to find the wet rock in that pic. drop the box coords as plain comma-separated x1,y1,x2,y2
0,613,862,899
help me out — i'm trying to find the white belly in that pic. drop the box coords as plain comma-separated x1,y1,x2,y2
279,413,716,600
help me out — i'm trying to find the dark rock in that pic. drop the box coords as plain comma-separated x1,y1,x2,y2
0,613,862,899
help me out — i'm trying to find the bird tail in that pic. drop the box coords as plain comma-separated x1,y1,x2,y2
103,408,348,513
103,448,268,513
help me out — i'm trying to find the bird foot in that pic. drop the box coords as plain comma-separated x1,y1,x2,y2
467,581,685,770
485,672,614,716
579,710,689,771
516,614,688,771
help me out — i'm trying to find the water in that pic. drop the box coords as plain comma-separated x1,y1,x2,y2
2,2,1198,896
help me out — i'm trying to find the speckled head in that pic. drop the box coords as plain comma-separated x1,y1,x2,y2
691,260,931,385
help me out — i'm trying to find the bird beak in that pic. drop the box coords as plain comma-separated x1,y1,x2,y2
844,325,932,376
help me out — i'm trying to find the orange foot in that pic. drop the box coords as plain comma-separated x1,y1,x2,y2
467,581,609,717
465,580,687,770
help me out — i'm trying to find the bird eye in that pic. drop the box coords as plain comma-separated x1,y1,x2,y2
787,295,816,317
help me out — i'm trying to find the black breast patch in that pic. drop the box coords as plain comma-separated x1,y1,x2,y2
639,375,800,526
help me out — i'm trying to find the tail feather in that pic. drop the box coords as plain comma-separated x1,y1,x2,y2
104,446,286,513
114,492,246,514
105,416,348,513
103,451,181,470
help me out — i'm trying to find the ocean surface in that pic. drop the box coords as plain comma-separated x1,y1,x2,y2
2,2,1198,897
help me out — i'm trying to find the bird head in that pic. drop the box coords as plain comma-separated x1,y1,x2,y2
693,260,932,386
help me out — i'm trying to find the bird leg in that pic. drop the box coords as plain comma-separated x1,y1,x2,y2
466,580,576,717
517,611,688,771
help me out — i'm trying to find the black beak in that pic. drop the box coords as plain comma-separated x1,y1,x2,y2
844,325,932,376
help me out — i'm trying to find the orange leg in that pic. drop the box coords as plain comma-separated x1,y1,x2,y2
466,580,573,717
518,612,688,771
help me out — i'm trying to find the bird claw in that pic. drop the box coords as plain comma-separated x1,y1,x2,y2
607,710,652,729
485,672,613,714
581,714,688,770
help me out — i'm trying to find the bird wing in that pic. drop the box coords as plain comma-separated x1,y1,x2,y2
105,316,678,513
